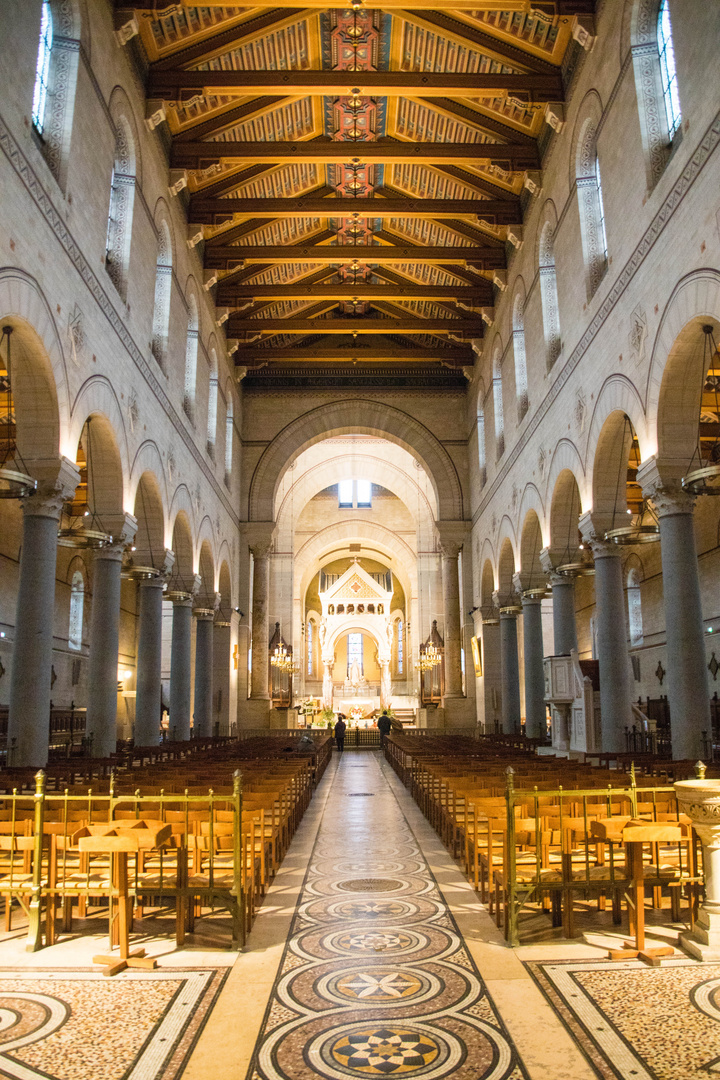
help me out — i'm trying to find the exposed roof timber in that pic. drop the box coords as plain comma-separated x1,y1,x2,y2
215,228,336,282
216,283,493,303
152,9,310,70
150,70,564,101
232,345,476,368
174,96,289,141
206,244,506,269
369,299,473,324
205,185,335,246
370,186,506,246
431,163,521,201
127,0,592,11
227,317,484,334
198,164,274,200
191,196,522,226
172,139,540,169
402,10,560,75
419,97,538,147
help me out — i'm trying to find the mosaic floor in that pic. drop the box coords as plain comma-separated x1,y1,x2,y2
0,968,225,1080
527,958,720,1080
246,753,527,1080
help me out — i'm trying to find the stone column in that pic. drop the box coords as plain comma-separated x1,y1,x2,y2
498,605,522,734
582,530,633,754
640,472,710,760
436,524,468,698
8,460,79,767
86,517,137,758
548,572,578,655
167,584,198,742
250,537,273,701
193,607,215,738
520,594,546,739
213,616,232,736
133,550,173,747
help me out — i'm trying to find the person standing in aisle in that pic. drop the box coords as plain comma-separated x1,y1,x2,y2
334,715,346,752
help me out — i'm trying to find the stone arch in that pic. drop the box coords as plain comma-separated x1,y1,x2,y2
195,515,217,579
496,514,518,570
218,557,233,617
206,344,219,460
249,400,464,522
132,469,166,569
296,522,415,609
480,555,496,614
586,375,648,471
519,508,546,588
150,208,173,371
168,484,197,551
170,509,194,591
497,537,516,604
549,467,584,562
107,86,142,186
545,438,586,509
197,536,215,603
70,376,130,509
106,88,141,300
0,269,68,464
324,619,386,663
646,271,720,482
72,412,125,524
518,483,547,547
129,441,168,517
35,0,88,192
589,410,640,537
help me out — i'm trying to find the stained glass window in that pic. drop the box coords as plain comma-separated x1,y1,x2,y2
32,2,53,135
657,0,681,139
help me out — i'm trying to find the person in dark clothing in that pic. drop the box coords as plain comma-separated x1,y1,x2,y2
334,716,346,752
377,711,392,747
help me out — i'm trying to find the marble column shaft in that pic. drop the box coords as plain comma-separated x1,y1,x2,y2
169,597,193,741
592,545,633,754
8,498,65,767
86,546,125,758
550,575,578,656
193,612,214,738
134,577,165,746
499,610,521,735
654,492,710,759
440,547,463,697
521,597,546,740
251,549,271,700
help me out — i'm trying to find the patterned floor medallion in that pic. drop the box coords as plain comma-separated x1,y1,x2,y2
246,755,527,1080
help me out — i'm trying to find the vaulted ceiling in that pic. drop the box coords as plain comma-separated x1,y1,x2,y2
119,2,594,388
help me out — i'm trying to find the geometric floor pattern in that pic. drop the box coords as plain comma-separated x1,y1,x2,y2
526,958,720,1080
246,754,527,1080
0,968,226,1080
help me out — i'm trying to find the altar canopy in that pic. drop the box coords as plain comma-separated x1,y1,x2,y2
317,560,395,708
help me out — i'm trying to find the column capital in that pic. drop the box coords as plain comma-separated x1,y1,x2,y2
512,570,547,599
23,456,80,521
578,511,622,560
241,521,277,558
435,520,469,558
94,513,138,562
539,546,555,576
637,457,696,517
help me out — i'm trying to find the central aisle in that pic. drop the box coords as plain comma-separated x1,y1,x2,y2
245,752,525,1080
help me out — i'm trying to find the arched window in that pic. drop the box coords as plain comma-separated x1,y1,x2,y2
306,618,315,678
492,350,504,460
627,568,643,646
32,2,53,135
68,570,84,652
105,118,136,300
224,389,234,486
184,294,199,421
394,618,405,677
576,121,608,298
476,391,486,489
207,349,218,459
657,0,681,139
539,222,561,368
151,221,172,370
512,294,529,420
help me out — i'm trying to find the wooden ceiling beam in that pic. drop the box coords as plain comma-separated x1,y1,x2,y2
152,10,309,71
216,283,493,303
419,96,538,148
174,96,289,142
206,244,506,269
403,10,560,74
231,345,476,368
190,195,522,226
205,185,336,246
150,69,564,101
126,0,589,11
226,317,483,334
171,139,540,169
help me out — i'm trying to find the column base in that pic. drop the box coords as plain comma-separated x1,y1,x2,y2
442,697,476,729
680,910,720,960
238,698,273,729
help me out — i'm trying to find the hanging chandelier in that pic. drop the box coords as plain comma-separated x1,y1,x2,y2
683,324,720,496
0,327,37,499
602,416,659,545
57,418,113,549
